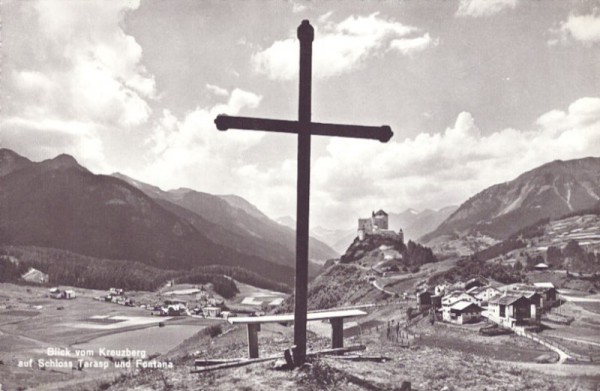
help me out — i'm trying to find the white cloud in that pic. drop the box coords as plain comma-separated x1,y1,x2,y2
2,0,155,173
390,33,439,55
139,89,264,192
140,96,600,229
252,12,436,80
319,11,334,23
0,118,109,173
292,2,307,13
552,12,600,45
206,84,230,97
308,97,600,228
9,0,155,128
456,0,518,18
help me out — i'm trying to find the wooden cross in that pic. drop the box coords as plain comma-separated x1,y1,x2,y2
214,20,393,365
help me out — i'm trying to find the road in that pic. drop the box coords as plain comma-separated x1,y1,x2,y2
371,280,395,296
559,294,600,303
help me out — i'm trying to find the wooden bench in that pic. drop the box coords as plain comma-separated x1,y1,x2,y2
228,309,367,358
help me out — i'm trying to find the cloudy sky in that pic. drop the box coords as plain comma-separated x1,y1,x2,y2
2,0,600,229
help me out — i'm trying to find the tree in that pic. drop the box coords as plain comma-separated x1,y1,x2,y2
564,240,584,258
546,246,562,267
513,261,523,271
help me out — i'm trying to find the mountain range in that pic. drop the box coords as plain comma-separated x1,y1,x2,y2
0,149,337,285
422,157,600,244
2,147,598,283
113,173,337,268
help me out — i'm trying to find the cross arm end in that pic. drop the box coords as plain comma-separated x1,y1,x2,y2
214,115,229,131
379,126,393,143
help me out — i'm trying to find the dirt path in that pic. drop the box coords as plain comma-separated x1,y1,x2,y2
371,281,394,295
560,295,600,303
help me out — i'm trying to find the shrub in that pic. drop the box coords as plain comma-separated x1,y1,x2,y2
205,324,222,338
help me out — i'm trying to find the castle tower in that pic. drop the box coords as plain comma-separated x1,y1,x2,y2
358,228,365,241
372,209,388,230
398,228,404,244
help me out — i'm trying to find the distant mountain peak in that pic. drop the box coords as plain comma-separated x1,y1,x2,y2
0,148,32,177
219,194,270,221
0,148,24,158
169,187,195,195
44,154,81,170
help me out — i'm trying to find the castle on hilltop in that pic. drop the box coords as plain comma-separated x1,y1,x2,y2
357,209,404,242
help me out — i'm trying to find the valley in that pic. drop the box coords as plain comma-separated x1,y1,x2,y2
0,278,287,391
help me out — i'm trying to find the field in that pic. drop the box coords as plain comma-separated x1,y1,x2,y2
0,283,222,391
73,325,201,356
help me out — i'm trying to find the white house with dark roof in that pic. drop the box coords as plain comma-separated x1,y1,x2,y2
487,294,539,327
442,301,483,324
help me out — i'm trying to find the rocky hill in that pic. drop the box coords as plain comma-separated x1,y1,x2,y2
0,149,295,284
422,157,600,243
340,234,437,271
279,233,438,311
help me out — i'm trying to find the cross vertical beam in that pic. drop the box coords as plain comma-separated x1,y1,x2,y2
293,19,313,366
213,19,393,367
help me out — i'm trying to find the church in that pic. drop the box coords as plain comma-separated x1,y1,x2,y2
357,210,403,242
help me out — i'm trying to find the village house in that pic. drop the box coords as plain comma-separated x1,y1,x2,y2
221,310,233,320
487,294,539,328
502,283,548,311
441,290,477,308
466,285,501,306
533,282,558,309
442,301,483,324
109,288,124,296
49,287,76,299
165,298,187,307
434,282,449,296
22,268,49,284
417,290,432,311
523,291,543,309
155,303,186,316
464,277,486,291
202,306,221,318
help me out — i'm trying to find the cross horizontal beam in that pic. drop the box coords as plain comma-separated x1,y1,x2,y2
215,115,393,143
